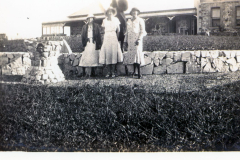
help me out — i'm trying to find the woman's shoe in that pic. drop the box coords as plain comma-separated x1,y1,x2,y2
138,74,143,79
131,73,135,78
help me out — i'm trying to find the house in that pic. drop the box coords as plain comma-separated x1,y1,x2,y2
41,0,240,36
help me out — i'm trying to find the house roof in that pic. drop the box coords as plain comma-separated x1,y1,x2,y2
68,1,105,18
42,7,197,25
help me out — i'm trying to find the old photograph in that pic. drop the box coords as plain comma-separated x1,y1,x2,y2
0,0,240,158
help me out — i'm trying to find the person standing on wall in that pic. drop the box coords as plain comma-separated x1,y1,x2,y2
99,7,123,78
123,7,147,79
79,14,102,77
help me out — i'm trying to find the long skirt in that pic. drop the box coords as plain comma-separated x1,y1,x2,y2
79,41,101,67
123,31,145,65
99,31,123,65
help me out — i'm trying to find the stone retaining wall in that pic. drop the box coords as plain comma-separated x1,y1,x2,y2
1,50,240,78
1,38,240,79
59,50,240,76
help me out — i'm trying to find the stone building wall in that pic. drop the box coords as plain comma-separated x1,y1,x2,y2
197,0,240,34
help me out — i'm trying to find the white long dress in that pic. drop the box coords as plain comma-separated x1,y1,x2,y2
123,17,147,65
79,24,101,67
99,17,123,65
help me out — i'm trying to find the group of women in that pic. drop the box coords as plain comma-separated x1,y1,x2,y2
79,7,146,79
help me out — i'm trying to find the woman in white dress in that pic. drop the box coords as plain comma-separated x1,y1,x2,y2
123,8,147,79
79,14,102,77
99,7,123,78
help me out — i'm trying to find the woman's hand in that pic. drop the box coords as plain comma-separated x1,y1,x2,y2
135,39,140,46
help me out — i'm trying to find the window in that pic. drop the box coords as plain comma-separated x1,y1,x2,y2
211,7,220,27
43,27,47,35
236,6,240,26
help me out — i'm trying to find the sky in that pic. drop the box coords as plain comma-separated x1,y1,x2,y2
0,0,194,39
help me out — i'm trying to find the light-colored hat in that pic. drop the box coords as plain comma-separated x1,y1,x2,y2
130,7,141,15
105,6,117,17
86,13,95,20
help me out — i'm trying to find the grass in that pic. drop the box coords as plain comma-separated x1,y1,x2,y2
0,73,240,152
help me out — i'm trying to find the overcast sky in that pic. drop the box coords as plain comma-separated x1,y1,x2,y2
0,0,194,39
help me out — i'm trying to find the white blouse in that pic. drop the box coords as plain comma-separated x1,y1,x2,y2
125,17,147,41
102,17,120,33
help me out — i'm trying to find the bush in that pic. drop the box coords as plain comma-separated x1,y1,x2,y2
143,35,240,51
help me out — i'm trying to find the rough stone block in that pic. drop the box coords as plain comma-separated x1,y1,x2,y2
76,66,83,75
236,51,240,56
202,63,216,73
213,58,228,72
49,51,56,57
154,51,166,60
23,57,31,66
16,68,25,75
194,51,201,57
173,52,181,62
223,51,231,58
162,58,173,66
210,50,219,58
2,68,12,75
236,56,240,63
44,46,52,52
7,54,14,59
11,58,23,68
181,52,192,62
231,51,236,58
226,58,237,66
153,65,167,74
0,57,9,66
166,52,174,59
69,54,76,61
116,63,126,75
141,64,153,75
144,52,155,59
126,64,134,73
35,75,41,81
229,64,239,72
42,74,48,80
154,59,160,67
196,57,201,65
76,53,82,59
186,62,201,74
72,58,79,67
201,51,210,58
64,57,70,64
201,58,208,68
167,62,184,74
143,57,152,66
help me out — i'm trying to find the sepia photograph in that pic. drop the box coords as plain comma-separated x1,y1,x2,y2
0,0,240,159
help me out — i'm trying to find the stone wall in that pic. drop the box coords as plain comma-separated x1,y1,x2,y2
0,52,31,75
1,50,240,78
59,50,240,76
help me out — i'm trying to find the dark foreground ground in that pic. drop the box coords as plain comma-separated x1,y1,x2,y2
0,72,240,151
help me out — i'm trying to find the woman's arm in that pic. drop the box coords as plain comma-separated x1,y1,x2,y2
138,18,147,40
116,25,120,39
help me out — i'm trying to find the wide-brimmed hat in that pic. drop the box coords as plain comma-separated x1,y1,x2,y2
130,7,140,15
86,13,95,20
105,6,117,17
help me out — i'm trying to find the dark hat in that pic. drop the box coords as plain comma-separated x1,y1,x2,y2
130,7,140,15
